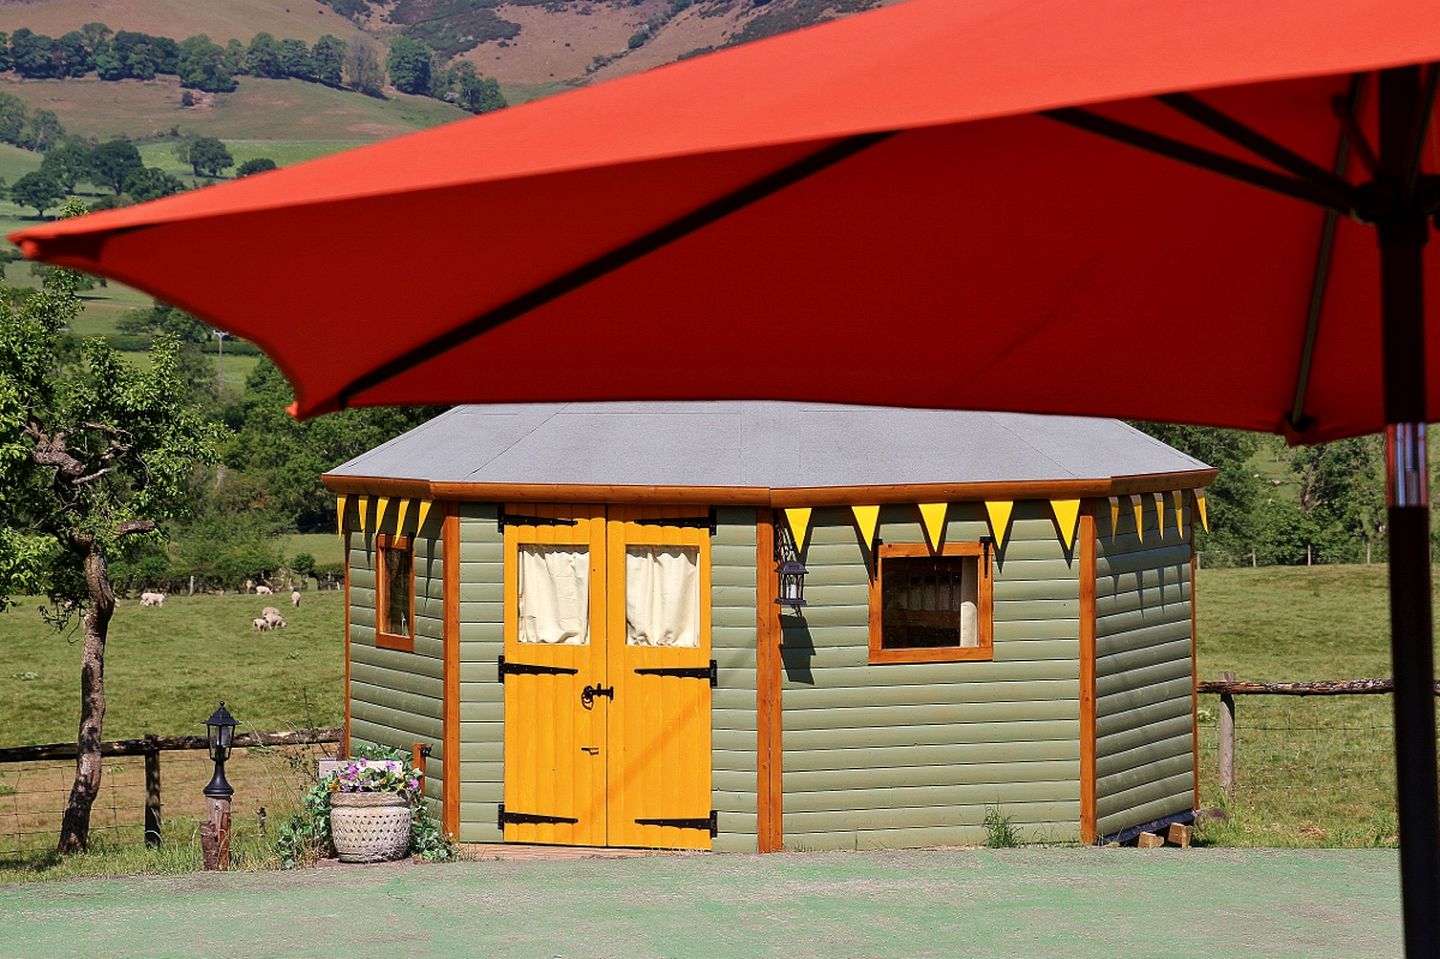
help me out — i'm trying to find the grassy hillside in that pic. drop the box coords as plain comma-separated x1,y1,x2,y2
0,0,370,45
0,75,467,142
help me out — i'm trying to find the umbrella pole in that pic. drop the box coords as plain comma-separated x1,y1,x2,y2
1379,65,1439,959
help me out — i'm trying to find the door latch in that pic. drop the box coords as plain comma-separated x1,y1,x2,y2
580,683,615,707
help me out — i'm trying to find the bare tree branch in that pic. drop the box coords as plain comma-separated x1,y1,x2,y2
115,520,156,537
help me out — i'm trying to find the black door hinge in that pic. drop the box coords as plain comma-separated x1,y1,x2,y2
498,655,580,681
497,509,580,531
634,659,717,687
634,810,717,837
633,508,717,535
498,804,580,829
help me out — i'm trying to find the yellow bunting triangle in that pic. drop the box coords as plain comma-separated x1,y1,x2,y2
415,499,434,534
1153,492,1167,540
375,496,391,533
1108,496,1120,539
336,494,348,538
356,495,370,532
1050,499,1082,551
984,500,1014,550
1172,489,1186,538
850,505,881,550
1130,495,1144,543
784,508,812,551
1194,489,1210,532
396,498,412,535
918,503,948,552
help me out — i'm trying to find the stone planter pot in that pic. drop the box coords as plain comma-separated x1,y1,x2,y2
330,791,412,863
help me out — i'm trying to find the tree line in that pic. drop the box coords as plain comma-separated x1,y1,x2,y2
0,23,505,114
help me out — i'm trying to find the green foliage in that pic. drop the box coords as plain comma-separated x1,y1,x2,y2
178,35,237,94
122,166,185,203
276,742,455,868
389,0,520,59
246,32,285,79
40,141,93,193
344,38,385,97
448,61,506,115
236,157,278,177
386,35,432,95
9,171,63,217
290,551,317,577
1132,423,1263,564
982,805,1021,848
312,35,347,88
90,139,144,194
11,28,59,80
189,136,234,177
279,39,315,82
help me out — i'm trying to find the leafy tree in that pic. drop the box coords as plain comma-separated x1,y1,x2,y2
177,35,236,93
236,157,277,177
180,89,196,108
312,34,347,87
279,38,315,81
1131,422,1262,564
80,22,113,52
449,61,506,114
1289,436,1386,563
151,36,179,74
0,93,25,145
41,142,93,193
23,109,65,153
56,31,94,77
125,45,158,81
246,32,284,78
0,219,223,852
189,136,233,177
89,139,143,194
123,166,185,202
344,38,384,97
386,35,430,94
0,32,13,73
11,29,59,79
10,172,64,217
94,48,126,81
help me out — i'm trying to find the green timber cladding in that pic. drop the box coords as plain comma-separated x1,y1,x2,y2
329,402,1214,851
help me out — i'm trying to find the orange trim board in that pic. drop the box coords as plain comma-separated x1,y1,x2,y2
867,542,994,665
755,510,783,853
1078,509,1097,846
442,505,461,840
374,532,416,652
343,530,351,760
321,471,1220,505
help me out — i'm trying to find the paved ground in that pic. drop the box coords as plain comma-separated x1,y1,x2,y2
0,847,1400,958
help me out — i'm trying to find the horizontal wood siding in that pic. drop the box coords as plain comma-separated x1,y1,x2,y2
1092,497,1195,838
711,508,759,852
780,503,1081,850
347,505,447,812
455,502,504,842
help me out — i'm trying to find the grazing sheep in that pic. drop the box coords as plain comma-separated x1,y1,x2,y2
140,591,165,607
244,579,254,593
251,617,269,631
254,585,273,595
291,590,301,608
261,606,280,618
263,610,286,629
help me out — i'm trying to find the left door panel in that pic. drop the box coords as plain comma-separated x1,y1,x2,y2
501,504,607,845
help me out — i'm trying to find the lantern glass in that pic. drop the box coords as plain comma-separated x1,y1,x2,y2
205,702,237,763
776,559,807,609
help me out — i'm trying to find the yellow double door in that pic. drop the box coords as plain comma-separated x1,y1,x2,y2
500,504,713,850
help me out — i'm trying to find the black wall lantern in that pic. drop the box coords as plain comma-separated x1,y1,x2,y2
774,521,808,612
203,701,238,799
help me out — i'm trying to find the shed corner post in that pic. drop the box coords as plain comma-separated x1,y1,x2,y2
442,502,461,841
755,507,783,853
343,527,352,760
1190,514,1200,813
1078,502,1097,846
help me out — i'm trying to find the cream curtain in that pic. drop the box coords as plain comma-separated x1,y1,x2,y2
958,565,979,648
625,546,700,648
517,545,590,645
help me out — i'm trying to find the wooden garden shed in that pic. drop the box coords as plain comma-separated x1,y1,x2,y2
323,402,1216,852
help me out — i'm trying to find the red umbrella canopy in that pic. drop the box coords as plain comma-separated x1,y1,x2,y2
10,0,1440,439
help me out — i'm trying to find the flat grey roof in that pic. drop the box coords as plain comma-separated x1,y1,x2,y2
327,403,1209,489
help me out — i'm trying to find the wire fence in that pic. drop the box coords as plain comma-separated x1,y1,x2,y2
0,733,340,861
1195,681,1400,845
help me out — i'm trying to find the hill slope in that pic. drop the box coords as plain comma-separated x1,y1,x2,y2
0,0,370,45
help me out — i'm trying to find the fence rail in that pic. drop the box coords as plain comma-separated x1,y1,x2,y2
1198,678,1440,697
0,728,340,855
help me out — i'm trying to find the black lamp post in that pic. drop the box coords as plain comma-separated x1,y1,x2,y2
203,701,237,799
201,701,237,870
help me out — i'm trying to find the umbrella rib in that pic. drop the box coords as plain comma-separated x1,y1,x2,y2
1402,62,1439,203
1043,107,1365,217
1156,93,1357,201
333,131,894,410
1290,74,1366,435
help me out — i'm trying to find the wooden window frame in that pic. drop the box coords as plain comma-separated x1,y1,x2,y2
868,542,994,664
375,533,416,652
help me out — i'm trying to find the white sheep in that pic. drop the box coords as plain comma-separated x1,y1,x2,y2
254,585,273,595
291,590,301,608
251,617,269,631
261,606,280,618
263,610,286,629
140,591,165,607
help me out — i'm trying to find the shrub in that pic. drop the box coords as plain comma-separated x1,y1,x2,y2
982,805,1021,848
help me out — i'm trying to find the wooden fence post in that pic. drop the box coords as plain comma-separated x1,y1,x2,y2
1218,670,1237,803
143,736,162,848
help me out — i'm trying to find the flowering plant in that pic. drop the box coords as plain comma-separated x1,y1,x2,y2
327,758,422,798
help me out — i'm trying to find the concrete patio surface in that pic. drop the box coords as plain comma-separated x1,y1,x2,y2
0,847,1400,958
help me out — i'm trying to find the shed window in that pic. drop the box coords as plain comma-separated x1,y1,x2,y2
376,534,415,651
869,543,993,663
518,545,591,645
